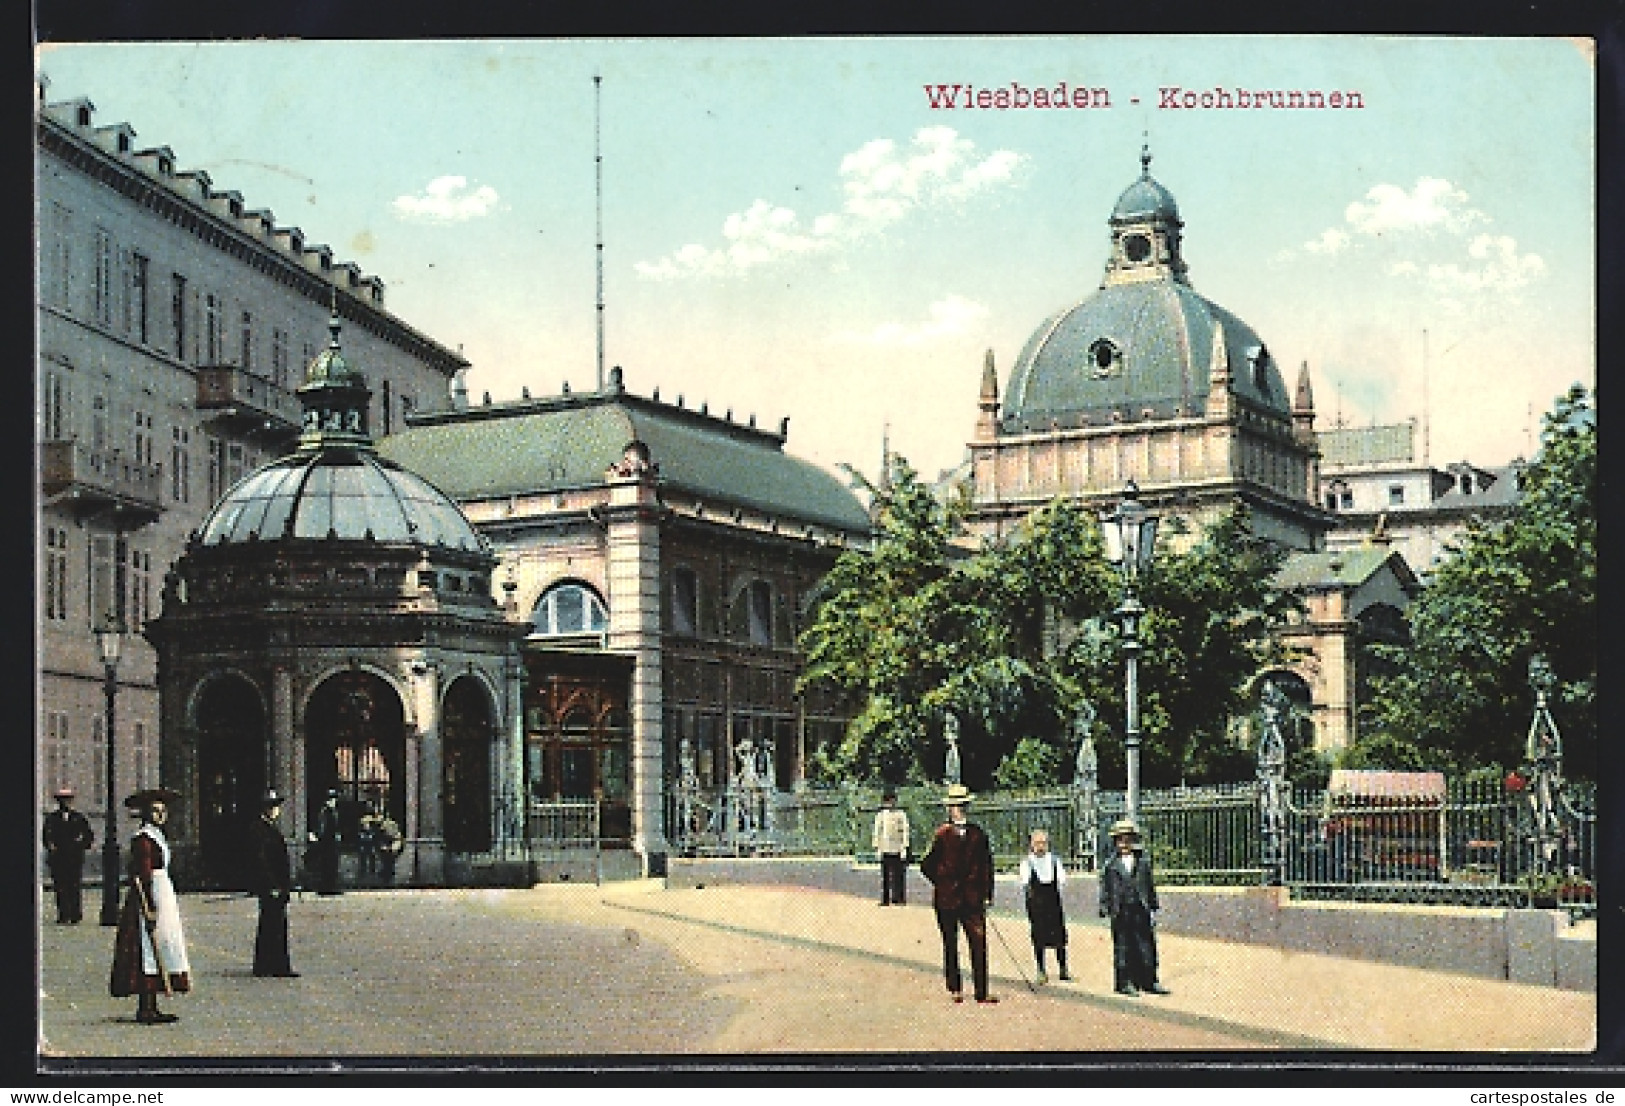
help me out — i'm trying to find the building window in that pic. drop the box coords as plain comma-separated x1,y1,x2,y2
44,712,70,798
240,311,253,372
93,229,114,326
226,442,248,486
49,204,73,309
748,580,773,646
171,274,188,358
42,368,69,441
1088,339,1122,379
671,567,699,636
131,253,150,345
1388,484,1405,507
206,436,224,503
272,328,289,388
129,547,152,630
90,716,107,810
132,722,150,792
531,582,609,637
88,533,115,629
132,410,154,468
44,527,69,621
90,395,107,453
171,427,190,503
381,380,392,436
204,294,220,363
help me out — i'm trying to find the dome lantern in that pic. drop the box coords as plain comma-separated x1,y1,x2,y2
1104,144,1188,287
295,310,374,452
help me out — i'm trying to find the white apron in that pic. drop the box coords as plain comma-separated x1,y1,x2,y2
135,825,192,978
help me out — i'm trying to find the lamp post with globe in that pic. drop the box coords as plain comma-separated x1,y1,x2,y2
94,615,124,927
1099,480,1159,823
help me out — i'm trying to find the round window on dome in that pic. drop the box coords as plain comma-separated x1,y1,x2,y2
1089,339,1122,379
1123,233,1152,263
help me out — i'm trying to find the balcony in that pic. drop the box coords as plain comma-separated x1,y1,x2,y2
39,440,164,526
195,366,300,448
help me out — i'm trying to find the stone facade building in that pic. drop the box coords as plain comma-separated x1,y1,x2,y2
35,85,467,852
377,371,871,874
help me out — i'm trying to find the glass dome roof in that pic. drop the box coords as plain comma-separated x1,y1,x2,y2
198,449,487,552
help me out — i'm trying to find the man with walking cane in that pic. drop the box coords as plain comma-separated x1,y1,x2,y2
919,784,998,1005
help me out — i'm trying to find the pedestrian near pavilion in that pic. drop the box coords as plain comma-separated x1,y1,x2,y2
247,789,299,978
919,783,998,1005
42,786,94,924
1098,817,1169,997
308,790,342,895
109,788,191,1024
1018,829,1072,984
871,790,911,906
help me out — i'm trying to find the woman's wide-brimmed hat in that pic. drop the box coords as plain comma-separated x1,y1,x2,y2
944,783,973,806
123,787,181,811
1108,817,1141,839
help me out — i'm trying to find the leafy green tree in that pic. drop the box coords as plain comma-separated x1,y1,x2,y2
1362,385,1596,777
993,737,1065,791
802,455,1305,788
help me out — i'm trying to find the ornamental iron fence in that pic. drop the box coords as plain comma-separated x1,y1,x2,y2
664,775,1596,914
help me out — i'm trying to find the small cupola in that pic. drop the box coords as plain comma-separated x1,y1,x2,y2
1104,145,1189,287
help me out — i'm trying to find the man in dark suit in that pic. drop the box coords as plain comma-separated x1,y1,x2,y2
919,784,998,1004
247,789,299,978
1098,817,1170,996
41,787,94,923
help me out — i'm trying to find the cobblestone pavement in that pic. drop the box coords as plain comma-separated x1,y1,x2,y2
37,880,1595,1067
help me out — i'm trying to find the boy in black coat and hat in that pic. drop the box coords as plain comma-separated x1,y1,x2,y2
1098,818,1170,997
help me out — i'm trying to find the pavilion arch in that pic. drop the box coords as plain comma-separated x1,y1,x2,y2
441,671,500,852
301,667,409,845
187,669,269,889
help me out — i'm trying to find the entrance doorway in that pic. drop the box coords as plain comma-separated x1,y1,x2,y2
442,676,494,853
194,674,266,889
304,670,406,856
522,653,633,846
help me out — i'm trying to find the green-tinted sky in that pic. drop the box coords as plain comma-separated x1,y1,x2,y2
36,36,1594,480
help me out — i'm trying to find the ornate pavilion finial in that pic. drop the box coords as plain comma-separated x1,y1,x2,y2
1140,136,1152,176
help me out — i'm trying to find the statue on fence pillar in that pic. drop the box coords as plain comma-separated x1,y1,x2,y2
1524,655,1567,873
1256,679,1289,885
1071,700,1100,871
756,737,776,835
943,713,962,786
675,737,699,847
734,737,760,839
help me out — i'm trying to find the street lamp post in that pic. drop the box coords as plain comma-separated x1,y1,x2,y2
1100,480,1159,824
95,616,124,927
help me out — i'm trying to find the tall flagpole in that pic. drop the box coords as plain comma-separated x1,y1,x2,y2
595,73,605,392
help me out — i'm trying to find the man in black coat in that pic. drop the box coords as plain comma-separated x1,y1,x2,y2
247,790,299,978
919,784,998,1004
42,787,94,924
1097,817,1170,997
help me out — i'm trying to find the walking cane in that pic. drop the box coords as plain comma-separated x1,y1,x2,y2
132,878,174,997
987,909,1038,993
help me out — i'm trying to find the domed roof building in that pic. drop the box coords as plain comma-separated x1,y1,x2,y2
146,314,527,890
966,150,1419,753
969,147,1329,552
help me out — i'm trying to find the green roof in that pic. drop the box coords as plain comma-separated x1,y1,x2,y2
1319,424,1415,467
1275,547,1401,590
376,393,872,534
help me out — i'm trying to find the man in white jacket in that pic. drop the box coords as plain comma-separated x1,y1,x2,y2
871,791,911,906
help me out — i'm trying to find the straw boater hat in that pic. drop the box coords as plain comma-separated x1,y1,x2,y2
123,786,181,811
944,783,973,807
1108,817,1141,839
261,788,285,809
53,786,75,800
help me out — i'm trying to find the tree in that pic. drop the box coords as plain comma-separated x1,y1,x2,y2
1361,385,1596,777
801,454,1305,789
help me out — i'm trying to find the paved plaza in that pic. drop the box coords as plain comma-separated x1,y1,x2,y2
38,880,1595,1065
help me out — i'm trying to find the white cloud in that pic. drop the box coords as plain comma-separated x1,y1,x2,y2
1343,177,1487,237
636,127,1024,280
1426,233,1546,293
390,176,502,223
833,294,989,346
1304,227,1351,255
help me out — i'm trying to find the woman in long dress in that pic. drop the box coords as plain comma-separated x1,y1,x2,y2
109,788,192,1024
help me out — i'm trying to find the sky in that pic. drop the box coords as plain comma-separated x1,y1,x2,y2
34,36,1596,484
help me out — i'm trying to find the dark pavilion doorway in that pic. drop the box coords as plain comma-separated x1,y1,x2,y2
305,670,407,854
522,650,634,846
442,675,495,853
194,674,267,889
